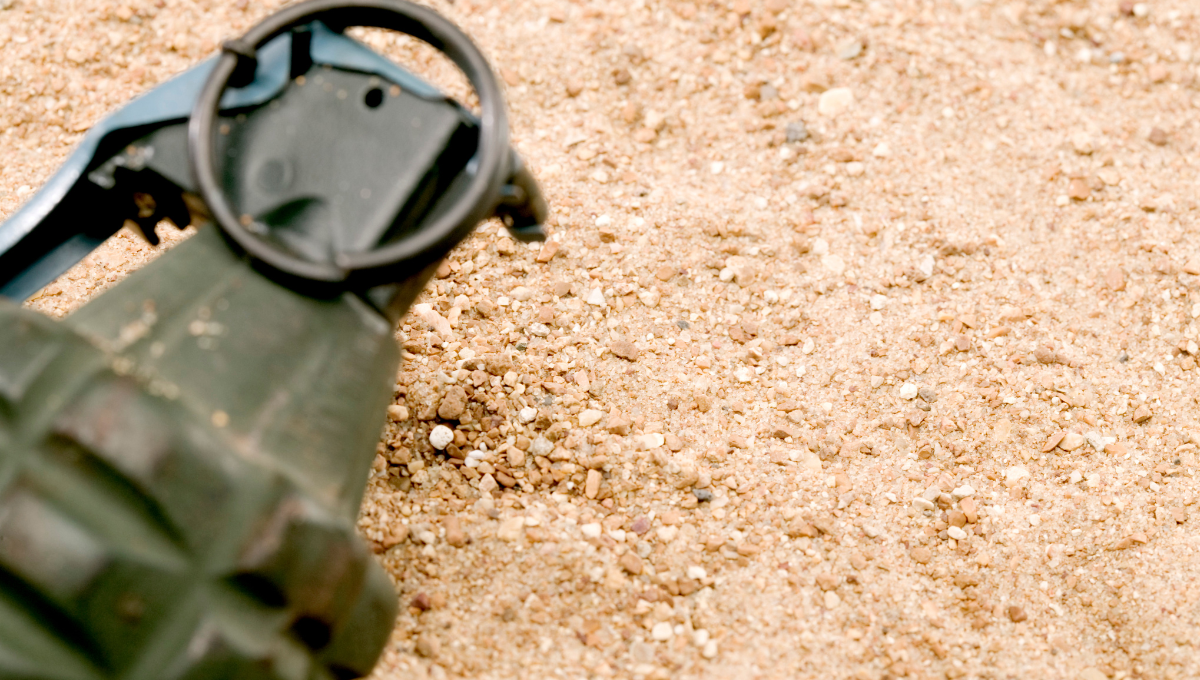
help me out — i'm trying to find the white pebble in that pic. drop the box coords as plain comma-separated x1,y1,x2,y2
898,382,919,400
518,407,538,423
734,367,753,383
529,323,550,337
1085,432,1115,452
912,497,936,511
951,484,975,500
530,436,554,457
595,214,612,227
429,425,454,450
1006,466,1030,484
586,288,605,306
948,526,967,540
818,87,855,116
821,254,846,275
693,629,710,647
870,294,887,310
702,640,718,659
651,622,674,641
581,522,602,538
872,142,892,157
686,565,707,580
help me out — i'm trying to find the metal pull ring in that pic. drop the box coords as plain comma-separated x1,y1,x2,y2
188,0,510,292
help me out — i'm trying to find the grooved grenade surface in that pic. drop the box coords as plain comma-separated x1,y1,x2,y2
0,227,401,680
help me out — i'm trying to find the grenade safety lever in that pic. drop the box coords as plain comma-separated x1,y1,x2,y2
0,1,546,678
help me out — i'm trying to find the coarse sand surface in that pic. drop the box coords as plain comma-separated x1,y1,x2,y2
7,0,1200,678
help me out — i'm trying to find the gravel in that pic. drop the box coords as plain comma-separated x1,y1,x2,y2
13,0,1200,678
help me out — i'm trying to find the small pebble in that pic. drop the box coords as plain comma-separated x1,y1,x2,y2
818,88,855,116
898,382,919,400
429,425,454,450
785,120,809,143
651,622,674,641
610,339,639,361
579,409,603,427
1058,432,1085,451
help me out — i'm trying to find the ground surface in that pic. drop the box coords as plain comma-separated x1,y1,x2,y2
7,0,1200,678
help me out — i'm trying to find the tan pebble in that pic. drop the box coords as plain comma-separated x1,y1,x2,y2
735,541,760,556
654,264,675,281
960,497,978,523
479,473,499,495
664,433,684,452
1079,669,1109,680
1132,405,1152,424
610,339,639,361
497,516,524,541
1104,442,1127,456
910,547,932,564
823,590,841,609
1007,605,1027,623
947,510,967,528
1042,431,1065,452
1104,267,1126,291
585,469,602,499
1183,258,1200,276
445,517,468,548
507,447,526,468
620,552,644,575
1068,178,1090,201
579,409,603,427
954,334,971,352
387,404,410,421
437,386,468,420
815,573,839,591
537,240,560,263
566,79,584,97
1148,126,1169,146
729,434,748,449
1058,432,1085,451
415,634,440,658
786,520,818,538
1130,531,1148,544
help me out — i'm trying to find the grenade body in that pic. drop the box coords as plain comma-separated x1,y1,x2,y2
0,225,403,680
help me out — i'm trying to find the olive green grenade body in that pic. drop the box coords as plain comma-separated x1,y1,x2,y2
0,226,402,679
